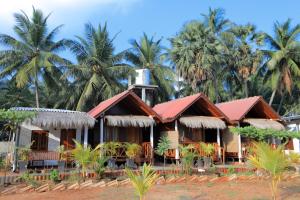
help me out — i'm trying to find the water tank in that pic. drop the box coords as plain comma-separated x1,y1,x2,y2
135,69,150,85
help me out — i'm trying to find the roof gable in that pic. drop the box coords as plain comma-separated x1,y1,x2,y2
216,96,281,122
88,90,159,119
153,93,229,123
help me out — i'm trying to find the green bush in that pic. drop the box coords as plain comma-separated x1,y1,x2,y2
16,172,38,187
50,169,60,183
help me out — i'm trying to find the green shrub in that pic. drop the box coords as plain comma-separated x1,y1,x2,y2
16,172,38,187
50,169,60,183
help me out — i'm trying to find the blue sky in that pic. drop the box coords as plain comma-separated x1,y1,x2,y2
0,0,299,60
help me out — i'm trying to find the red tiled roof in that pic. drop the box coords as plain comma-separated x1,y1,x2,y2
88,90,158,119
216,96,280,122
153,93,228,122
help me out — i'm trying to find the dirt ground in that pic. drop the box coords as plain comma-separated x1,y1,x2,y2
1,179,300,200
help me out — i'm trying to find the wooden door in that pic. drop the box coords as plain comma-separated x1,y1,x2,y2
60,129,76,150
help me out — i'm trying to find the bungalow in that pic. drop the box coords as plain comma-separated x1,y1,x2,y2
216,96,285,162
13,107,95,167
283,115,300,153
153,93,230,162
87,90,160,163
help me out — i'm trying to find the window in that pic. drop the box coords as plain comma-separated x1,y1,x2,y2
31,130,49,151
60,129,76,150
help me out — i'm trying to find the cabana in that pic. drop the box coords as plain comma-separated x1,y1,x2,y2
283,115,300,153
216,96,285,162
88,90,160,163
153,93,229,162
12,107,95,166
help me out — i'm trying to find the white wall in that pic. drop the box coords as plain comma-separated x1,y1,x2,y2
288,123,300,153
19,123,82,151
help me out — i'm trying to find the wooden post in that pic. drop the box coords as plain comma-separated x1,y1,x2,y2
76,128,81,142
100,117,104,144
175,120,180,162
150,123,154,163
84,125,88,148
217,128,221,160
238,123,242,163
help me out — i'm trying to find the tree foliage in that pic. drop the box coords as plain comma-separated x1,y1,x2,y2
230,126,300,140
125,163,159,200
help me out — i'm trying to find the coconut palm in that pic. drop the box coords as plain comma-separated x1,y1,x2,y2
248,142,289,200
125,163,159,200
125,33,175,102
263,19,300,108
65,23,132,111
0,7,70,108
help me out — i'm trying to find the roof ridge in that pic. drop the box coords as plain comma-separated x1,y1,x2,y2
154,93,202,107
216,96,261,105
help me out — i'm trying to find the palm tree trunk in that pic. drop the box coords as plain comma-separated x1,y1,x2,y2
213,77,220,103
244,80,248,98
269,90,276,106
34,75,40,108
277,92,285,114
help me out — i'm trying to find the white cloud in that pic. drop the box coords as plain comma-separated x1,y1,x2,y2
0,0,140,26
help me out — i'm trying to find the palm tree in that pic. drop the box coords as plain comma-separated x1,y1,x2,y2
65,23,132,111
202,7,230,35
71,140,100,180
221,24,264,98
0,79,35,108
170,21,223,102
0,7,69,108
125,33,175,102
125,163,159,200
248,142,289,200
155,136,171,169
263,19,300,108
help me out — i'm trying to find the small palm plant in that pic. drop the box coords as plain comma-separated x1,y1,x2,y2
288,152,300,172
155,136,171,169
71,140,100,181
125,163,159,200
199,142,215,168
179,144,197,175
248,142,289,200
125,143,142,169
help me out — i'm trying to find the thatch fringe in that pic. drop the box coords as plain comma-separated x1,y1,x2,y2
105,115,154,127
12,107,95,129
179,116,226,129
243,118,285,130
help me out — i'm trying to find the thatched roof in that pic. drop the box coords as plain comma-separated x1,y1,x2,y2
12,107,95,129
243,118,285,130
105,115,155,127
179,116,226,129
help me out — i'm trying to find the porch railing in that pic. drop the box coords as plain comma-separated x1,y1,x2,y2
165,142,224,162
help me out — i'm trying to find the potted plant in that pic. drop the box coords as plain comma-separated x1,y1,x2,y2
17,143,32,172
155,136,171,170
103,142,122,169
199,142,215,169
57,145,66,172
125,143,141,169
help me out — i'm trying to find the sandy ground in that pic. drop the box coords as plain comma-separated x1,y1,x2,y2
1,179,300,200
